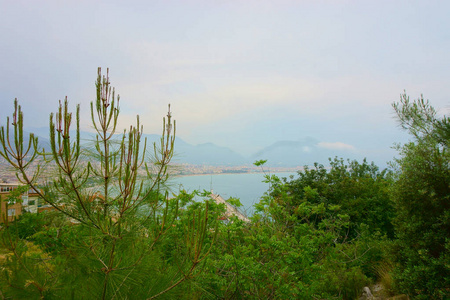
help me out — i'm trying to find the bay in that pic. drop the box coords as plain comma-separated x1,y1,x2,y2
168,172,297,215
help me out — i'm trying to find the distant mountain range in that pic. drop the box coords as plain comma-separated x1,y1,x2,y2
16,127,369,167
138,134,247,166
22,128,247,166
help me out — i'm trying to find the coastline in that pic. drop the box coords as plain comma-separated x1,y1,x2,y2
171,170,299,178
170,164,301,178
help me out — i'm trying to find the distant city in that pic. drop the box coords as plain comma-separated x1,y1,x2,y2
170,163,300,176
0,158,299,183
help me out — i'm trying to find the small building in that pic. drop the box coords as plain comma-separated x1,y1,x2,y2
0,183,40,223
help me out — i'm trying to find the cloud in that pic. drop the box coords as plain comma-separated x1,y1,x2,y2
318,142,356,151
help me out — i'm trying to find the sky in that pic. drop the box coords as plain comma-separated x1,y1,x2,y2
1,0,449,165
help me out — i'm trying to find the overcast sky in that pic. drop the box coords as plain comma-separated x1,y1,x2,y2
1,0,449,164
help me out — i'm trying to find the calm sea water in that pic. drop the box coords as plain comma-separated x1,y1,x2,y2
168,172,297,214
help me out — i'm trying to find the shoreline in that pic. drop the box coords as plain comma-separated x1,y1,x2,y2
171,170,298,178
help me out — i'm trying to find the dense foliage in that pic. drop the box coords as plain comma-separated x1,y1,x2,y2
280,157,395,239
192,159,394,299
1,77,448,300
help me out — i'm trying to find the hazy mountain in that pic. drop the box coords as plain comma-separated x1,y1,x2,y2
20,129,246,166
21,128,371,167
141,134,246,165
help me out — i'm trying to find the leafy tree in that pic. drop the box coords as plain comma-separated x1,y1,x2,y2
277,157,395,239
391,93,450,299
0,68,215,299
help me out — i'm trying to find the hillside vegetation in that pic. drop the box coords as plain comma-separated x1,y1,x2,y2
0,71,448,299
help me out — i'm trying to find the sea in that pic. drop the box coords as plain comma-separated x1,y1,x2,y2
167,172,297,215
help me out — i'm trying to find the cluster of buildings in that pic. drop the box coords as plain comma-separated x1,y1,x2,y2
172,163,298,176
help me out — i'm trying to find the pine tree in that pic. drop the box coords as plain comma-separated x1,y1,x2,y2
391,93,450,299
0,68,216,299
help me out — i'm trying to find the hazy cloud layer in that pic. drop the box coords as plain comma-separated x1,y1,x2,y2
318,142,356,151
1,0,449,166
